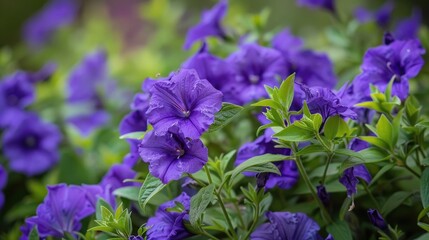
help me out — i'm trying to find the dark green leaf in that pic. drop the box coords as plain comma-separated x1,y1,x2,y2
189,184,215,227
207,103,243,132
369,164,395,187
417,206,429,232
231,154,292,180
421,168,429,208
138,174,166,211
381,191,413,216
113,186,140,201
327,221,352,240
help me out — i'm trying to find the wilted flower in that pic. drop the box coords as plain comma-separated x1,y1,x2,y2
24,184,94,238
339,165,371,197
0,165,7,209
146,69,222,138
354,1,393,28
251,211,321,239
2,112,61,176
139,126,208,183
297,0,335,13
236,135,299,189
225,43,287,104
353,37,425,101
0,72,35,127
367,209,388,230
184,0,228,49
23,0,77,47
67,50,110,136
147,192,192,240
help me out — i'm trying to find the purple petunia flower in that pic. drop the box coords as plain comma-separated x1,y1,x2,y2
2,112,61,176
139,126,208,183
394,9,421,41
182,43,235,100
147,192,192,240
299,84,357,120
272,28,304,56
297,0,335,13
354,2,393,28
23,0,77,47
23,184,94,238
146,69,222,138
251,211,321,240
225,43,287,105
236,135,299,189
0,165,7,209
67,50,110,136
0,72,35,127
353,37,425,101
184,0,227,50
367,209,388,230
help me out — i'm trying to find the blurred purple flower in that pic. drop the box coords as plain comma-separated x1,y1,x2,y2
225,43,287,105
2,112,61,176
139,126,208,183
23,0,78,47
354,2,393,28
147,192,192,240
251,211,321,239
297,0,335,13
184,0,227,49
394,9,421,41
353,38,425,101
272,28,304,56
67,50,110,136
100,164,138,191
24,184,94,238
0,165,7,209
0,72,35,127
236,135,299,189
368,209,388,230
146,69,222,138
299,84,357,120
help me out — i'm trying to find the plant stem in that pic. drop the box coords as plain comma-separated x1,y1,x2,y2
199,228,220,240
292,144,333,224
243,198,260,240
186,173,207,187
216,191,237,239
204,165,213,184
362,182,381,210
321,153,334,185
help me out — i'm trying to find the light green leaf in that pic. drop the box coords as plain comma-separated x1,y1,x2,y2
138,174,166,211
359,148,390,163
275,124,315,142
119,131,146,140
324,115,349,139
376,114,393,149
231,154,292,180
96,198,114,220
189,184,215,227
279,73,295,111
359,136,391,150
113,186,140,201
207,103,243,132
251,99,283,110
296,144,326,156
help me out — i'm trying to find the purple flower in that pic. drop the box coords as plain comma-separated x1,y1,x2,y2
129,236,144,240
100,164,138,191
24,184,94,238
184,0,227,49
182,43,234,97
2,112,61,176
0,72,35,127
26,63,57,84
367,209,388,230
272,28,304,56
394,9,421,41
353,38,425,101
23,0,77,47
67,50,110,136
146,69,222,138
299,84,357,120
339,165,371,197
317,185,329,206
147,192,192,240
354,2,393,28
251,211,321,240
236,135,299,189
297,0,335,13
138,126,208,183
225,43,287,105
0,165,7,209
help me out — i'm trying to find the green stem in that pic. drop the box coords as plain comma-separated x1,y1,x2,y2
216,191,237,239
404,165,420,178
243,198,260,240
186,173,207,187
229,194,246,229
199,228,220,240
320,153,334,185
315,133,332,152
362,182,381,210
204,165,213,184
292,144,333,224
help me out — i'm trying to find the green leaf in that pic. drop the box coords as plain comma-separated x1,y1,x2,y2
312,114,323,131
324,115,349,139
207,103,243,132
230,154,292,180
376,114,393,149
417,206,429,232
220,150,236,172
369,164,395,187
421,168,429,208
96,198,114,220
138,174,166,211
113,186,140,201
275,124,315,142
28,226,39,240
327,221,352,240
359,148,390,163
359,136,391,150
119,131,147,140
335,148,364,160
244,162,281,175
251,99,283,110
381,191,413,216
189,184,215,227
279,73,295,111
296,144,326,156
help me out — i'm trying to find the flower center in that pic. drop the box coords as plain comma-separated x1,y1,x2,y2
24,136,38,148
176,148,185,158
182,110,191,118
386,61,402,82
7,94,19,106
249,74,260,84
